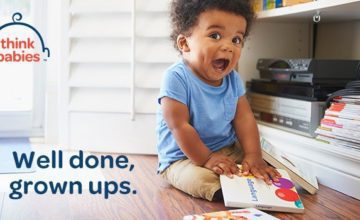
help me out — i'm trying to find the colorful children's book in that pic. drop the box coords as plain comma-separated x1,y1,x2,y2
183,208,280,220
220,167,304,213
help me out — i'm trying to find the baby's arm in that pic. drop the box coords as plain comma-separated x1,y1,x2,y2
233,96,281,183
161,97,239,177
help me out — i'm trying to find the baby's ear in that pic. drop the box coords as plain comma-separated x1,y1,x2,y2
177,34,190,53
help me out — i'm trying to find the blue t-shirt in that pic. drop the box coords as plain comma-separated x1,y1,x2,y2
156,59,246,172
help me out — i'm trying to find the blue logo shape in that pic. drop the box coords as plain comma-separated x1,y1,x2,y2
0,12,50,59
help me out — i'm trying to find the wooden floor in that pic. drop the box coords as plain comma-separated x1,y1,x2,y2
0,154,359,220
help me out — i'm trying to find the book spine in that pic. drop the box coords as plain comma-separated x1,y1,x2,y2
315,127,360,143
325,110,360,120
321,118,360,131
316,135,360,149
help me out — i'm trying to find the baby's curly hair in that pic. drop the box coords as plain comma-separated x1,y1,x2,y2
170,0,255,52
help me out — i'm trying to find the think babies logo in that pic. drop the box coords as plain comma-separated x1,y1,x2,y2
0,12,50,62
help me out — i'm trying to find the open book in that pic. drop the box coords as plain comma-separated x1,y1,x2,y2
260,137,319,194
220,168,304,213
183,208,280,220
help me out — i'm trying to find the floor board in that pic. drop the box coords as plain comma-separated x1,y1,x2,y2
0,154,359,219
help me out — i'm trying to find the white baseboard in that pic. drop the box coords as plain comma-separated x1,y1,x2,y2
259,124,360,199
288,154,360,200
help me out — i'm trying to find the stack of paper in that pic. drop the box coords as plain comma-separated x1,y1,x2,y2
315,96,360,152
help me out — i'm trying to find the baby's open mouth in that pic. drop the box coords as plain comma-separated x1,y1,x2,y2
212,58,230,71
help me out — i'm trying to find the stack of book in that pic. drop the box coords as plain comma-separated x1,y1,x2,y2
253,0,313,12
315,96,360,152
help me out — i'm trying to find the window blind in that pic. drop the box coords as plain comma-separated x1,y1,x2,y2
60,0,177,154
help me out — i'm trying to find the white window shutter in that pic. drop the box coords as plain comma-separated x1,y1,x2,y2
59,0,178,154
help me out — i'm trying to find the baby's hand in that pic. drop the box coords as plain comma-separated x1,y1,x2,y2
241,153,281,184
203,152,239,178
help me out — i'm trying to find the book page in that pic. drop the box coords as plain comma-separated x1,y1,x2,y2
260,138,318,189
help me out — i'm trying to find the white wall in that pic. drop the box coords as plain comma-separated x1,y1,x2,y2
315,20,360,59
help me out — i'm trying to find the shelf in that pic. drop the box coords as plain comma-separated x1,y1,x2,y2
257,0,360,22
258,124,360,162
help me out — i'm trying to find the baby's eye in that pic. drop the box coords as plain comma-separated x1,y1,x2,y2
232,36,243,45
209,33,221,40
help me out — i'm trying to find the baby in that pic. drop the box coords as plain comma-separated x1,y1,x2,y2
156,0,280,201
